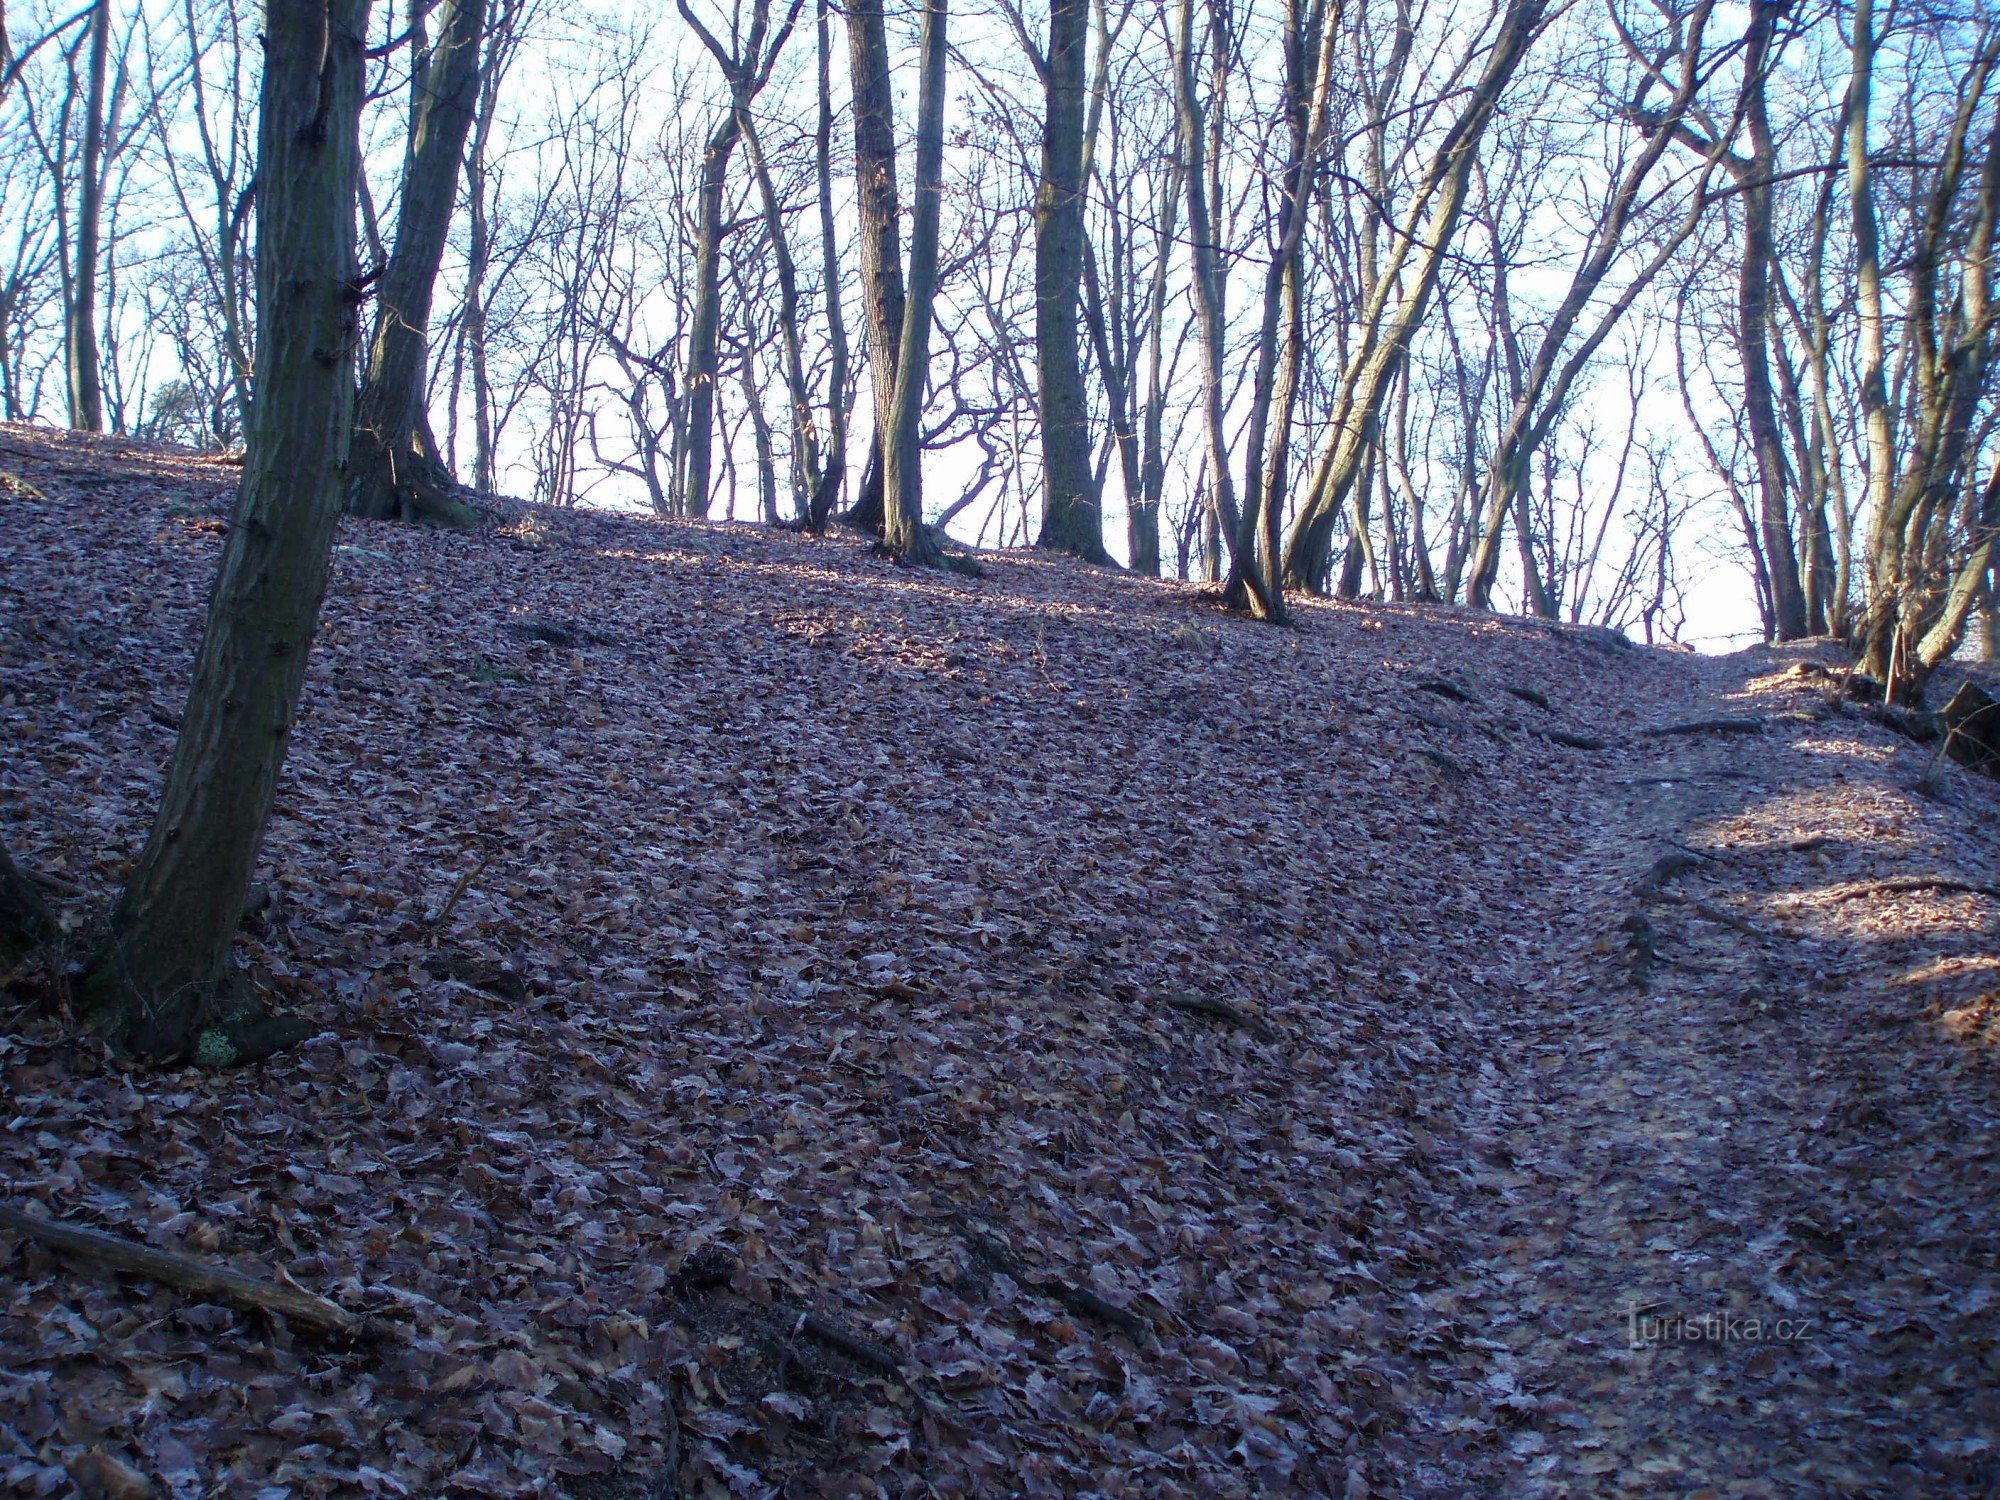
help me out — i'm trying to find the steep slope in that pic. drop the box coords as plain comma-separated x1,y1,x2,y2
1,423,1996,1498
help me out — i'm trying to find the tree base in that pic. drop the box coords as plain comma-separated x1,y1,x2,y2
80,952,315,1066
348,444,480,528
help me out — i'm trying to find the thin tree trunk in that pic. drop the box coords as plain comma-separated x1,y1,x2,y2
65,0,108,431
841,0,903,537
1737,0,1808,640
81,0,373,1061
680,108,742,519
804,0,850,528
347,0,485,524
882,0,947,565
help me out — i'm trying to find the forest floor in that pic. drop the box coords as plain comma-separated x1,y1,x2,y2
0,422,1996,1500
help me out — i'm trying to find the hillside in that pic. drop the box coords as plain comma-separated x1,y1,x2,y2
2,421,1998,1498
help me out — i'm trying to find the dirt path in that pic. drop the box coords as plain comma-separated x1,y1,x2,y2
1397,647,2000,1498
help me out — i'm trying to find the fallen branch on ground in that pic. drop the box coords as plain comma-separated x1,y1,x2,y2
1641,717,1765,737
1544,729,1606,751
795,1310,905,1378
1414,679,1477,704
1162,992,1277,1041
1623,911,1659,988
1822,876,2000,905
0,1201,371,1338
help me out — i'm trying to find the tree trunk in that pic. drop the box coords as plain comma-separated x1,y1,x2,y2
882,0,947,566
65,0,109,432
348,0,486,525
841,0,905,538
81,0,372,1061
678,108,741,519
804,0,851,529
1033,0,1108,563
1282,0,1545,591
1736,0,1808,640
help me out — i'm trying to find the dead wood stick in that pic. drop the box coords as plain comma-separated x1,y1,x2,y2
1545,729,1607,751
955,1219,1150,1342
427,854,492,929
1641,717,1765,737
1414,678,1477,704
795,1310,904,1377
1822,876,2000,905
0,1202,367,1337
1162,992,1276,1041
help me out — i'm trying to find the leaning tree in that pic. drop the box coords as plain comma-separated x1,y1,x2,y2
77,0,375,1060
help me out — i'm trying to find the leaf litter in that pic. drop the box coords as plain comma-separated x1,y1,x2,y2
2,424,1997,1498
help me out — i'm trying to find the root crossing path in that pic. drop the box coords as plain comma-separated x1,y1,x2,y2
1394,647,2000,1498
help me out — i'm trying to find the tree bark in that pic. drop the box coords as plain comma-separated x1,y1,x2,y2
1033,0,1108,563
803,0,851,529
1282,0,1546,592
841,0,905,538
882,0,948,566
1736,0,1809,640
347,0,486,524
65,0,108,432
81,0,372,1060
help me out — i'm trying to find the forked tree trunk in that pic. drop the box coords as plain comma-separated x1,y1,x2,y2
348,0,486,525
676,0,801,520
1281,0,1545,592
81,0,373,1061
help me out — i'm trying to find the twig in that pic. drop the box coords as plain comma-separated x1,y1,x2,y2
427,854,492,929
0,1202,372,1338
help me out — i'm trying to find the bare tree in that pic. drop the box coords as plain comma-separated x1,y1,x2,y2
347,0,489,523
81,0,374,1060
